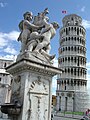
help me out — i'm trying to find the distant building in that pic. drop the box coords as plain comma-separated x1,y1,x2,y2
0,57,13,119
52,95,56,106
56,14,90,112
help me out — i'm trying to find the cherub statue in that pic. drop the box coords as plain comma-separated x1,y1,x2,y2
17,9,60,63
33,8,49,27
34,22,59,60
18,11,43,53
26,8,50,52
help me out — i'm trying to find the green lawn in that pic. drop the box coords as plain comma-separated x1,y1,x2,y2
61,111,84,115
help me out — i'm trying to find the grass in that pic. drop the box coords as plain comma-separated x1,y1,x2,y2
61,111,84,115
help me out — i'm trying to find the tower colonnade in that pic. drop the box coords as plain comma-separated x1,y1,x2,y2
56,14,90,112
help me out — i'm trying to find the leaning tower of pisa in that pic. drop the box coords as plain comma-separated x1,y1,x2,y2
56,14,90,112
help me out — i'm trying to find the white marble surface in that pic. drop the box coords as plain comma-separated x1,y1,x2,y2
6,59,62,120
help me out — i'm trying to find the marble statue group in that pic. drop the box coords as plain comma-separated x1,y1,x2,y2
17,8,59,63
0,9,61,120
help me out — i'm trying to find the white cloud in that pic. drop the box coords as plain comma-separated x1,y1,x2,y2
81,6,85,12
4,46,18,55
53,57,58,67
86,62,90,66
2,31,20,41
0,31,19,47
0,55,16,61
0,2,7,8
86,62,90,90
52,58,58,95
0,34,8,47
82,19,90,29
52,75,57,95
0,31,20,54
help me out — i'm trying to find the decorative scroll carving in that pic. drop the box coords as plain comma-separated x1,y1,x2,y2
29,76,47,92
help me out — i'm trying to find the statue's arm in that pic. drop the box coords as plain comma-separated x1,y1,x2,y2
24,20,41,30
41,26,51,34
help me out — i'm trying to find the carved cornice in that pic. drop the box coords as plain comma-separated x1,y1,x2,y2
6,58,62,76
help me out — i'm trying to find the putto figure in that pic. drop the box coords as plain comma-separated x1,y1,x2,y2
34,22,59,60
17,8,59,64
18,11,43,53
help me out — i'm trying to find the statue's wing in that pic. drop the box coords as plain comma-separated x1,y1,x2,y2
18,20,23,31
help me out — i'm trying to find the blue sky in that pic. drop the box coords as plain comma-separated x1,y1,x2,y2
0,0,90,94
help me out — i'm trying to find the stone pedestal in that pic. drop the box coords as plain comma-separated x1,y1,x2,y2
6,58,62,120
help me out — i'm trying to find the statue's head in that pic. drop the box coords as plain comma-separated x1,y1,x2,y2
23,11,33,21
45,16,49,22
51,22,59,29
44,8,49,14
